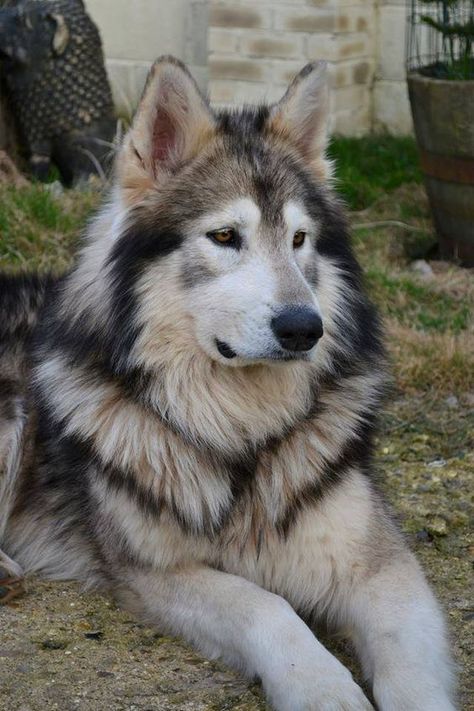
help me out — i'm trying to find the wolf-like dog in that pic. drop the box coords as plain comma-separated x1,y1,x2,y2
0,57,455,710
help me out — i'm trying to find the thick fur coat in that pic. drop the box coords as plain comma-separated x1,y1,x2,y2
0,58,455,710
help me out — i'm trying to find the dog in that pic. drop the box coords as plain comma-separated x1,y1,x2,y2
0,57,455,710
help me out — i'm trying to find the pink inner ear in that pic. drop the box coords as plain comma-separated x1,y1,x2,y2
152,106,177,165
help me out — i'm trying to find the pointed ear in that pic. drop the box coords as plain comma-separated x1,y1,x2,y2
117,56,215,204
267,62,331,182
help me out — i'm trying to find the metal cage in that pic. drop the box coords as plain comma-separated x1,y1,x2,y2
406,0,474,79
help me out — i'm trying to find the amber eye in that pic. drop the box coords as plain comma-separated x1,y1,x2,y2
206,228,239,247
293,230,306,248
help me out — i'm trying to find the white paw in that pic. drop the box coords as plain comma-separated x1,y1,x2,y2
374,678,457,711
268,662,374,711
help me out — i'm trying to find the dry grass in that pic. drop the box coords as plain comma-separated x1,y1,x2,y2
350,183,474,398
0,183,99,274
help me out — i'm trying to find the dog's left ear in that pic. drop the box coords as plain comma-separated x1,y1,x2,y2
118,56,215,204
267,62,330,182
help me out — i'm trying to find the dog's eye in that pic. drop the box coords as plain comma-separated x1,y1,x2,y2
206,228,238,247
293,230,306,248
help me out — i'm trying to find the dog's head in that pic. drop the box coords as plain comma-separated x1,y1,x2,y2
99,57,355,370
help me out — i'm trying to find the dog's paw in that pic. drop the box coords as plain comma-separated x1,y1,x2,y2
268,664,374,711
374,680,456,711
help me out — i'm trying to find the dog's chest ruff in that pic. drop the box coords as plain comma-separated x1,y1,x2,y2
83,377,376,552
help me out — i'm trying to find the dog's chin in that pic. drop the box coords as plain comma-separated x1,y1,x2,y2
211,338,312,367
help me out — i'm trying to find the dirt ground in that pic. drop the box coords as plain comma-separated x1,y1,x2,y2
1,395,472,711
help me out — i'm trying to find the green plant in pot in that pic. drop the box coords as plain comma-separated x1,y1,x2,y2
407,0,474,266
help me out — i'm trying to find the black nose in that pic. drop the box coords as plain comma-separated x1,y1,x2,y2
271,306,323,352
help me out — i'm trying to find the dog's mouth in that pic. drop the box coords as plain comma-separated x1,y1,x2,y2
215,339,237,359
215,338,312,363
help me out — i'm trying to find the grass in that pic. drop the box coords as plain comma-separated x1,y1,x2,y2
329,135,423,210
0,183,99,273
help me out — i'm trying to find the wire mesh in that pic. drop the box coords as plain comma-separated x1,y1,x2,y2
406,0,474,79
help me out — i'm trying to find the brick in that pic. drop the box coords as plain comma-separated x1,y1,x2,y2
353,60,372,84
328,63,348,89
373,80,413,134
209,79,285,106
327,58,374,88
87,0,188,61
332,84,369,111
336,8,374,34
184,0,209,65
209,79,240,104
269,59,314,86
376,6,406,81
338,33,374,58
305,34,341,62
209,57,264,82
274,7,335,33
333,105,371,136
210,3,271,30
240,31,305,60
208,28,240,54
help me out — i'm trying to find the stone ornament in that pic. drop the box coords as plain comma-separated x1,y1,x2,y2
0,0,116,185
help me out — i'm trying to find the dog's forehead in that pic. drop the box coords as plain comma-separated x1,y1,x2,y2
176,142,312,230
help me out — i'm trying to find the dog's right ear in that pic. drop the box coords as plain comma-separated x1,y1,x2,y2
117,56,215,205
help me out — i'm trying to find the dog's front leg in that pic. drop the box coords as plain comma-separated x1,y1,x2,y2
348,550,456,711
118,565,373,711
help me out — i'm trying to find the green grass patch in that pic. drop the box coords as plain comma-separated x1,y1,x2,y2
329,135,423,210
0,184,99,273
366,268,471,333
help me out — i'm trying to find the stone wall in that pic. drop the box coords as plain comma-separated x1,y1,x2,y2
373,0,412,134
85,0,209,118
208,0,376,135
85,0,412,135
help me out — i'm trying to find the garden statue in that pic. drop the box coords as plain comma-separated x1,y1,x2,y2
0,0,116,185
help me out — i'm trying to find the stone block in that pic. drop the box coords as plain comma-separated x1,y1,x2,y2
305,34,341,62
210,3,272,30
208,28,240,54
185,1,209,66
332,84,369,111
333,104,371,135
373,80,413,134
336,7,374,34
270,59,314,86
209,57,264,82
377,5,407,81
210,79,285,107
274,7,336,33
240,31,305,60
87,0,188,61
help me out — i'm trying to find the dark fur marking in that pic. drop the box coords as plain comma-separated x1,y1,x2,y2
106,215,183,371
276,415,377,537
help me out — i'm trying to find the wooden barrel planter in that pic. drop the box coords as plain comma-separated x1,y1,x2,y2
407,73,474,267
